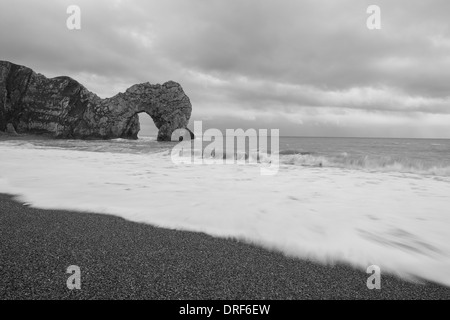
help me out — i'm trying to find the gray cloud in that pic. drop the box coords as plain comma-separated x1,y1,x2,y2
1,0,449,137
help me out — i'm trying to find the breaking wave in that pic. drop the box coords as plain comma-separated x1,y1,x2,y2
279,151,450,177
168,146,450,177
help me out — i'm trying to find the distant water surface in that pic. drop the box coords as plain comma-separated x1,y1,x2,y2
5,135,449,176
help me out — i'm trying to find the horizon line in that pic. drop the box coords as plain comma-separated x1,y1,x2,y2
139,134,450,140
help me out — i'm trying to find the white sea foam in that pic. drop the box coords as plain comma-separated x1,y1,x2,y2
0,142,450,286
278,152,450,176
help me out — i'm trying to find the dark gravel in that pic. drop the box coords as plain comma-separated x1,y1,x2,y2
0,193,449,300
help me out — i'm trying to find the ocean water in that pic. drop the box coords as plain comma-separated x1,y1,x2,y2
0,135,449,286
279,137,450,176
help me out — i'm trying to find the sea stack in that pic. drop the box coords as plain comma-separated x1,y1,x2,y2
0,60,193,141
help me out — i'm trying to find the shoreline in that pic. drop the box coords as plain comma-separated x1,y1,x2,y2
0,193,449,300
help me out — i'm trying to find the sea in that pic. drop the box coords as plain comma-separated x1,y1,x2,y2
0,135,449,286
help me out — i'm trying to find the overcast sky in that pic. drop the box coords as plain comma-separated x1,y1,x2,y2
1,0,449,138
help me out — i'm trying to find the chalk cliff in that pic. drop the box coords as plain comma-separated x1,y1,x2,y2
0,61,193,141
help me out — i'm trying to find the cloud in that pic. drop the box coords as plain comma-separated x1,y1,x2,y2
0,0,449,137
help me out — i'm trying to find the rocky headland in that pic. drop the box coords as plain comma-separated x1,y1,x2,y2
0,61,193,141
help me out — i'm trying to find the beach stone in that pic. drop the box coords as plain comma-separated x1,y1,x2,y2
0,60,192,141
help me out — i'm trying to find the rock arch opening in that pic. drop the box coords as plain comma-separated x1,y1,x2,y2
137,112,158,139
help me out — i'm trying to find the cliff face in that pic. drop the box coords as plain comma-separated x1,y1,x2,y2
0,61,193,141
